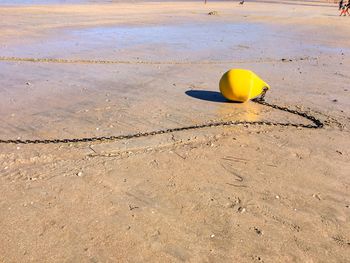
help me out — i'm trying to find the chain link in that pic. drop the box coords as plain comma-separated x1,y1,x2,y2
0,95,324,145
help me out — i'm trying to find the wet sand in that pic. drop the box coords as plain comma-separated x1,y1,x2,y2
0,1,350,262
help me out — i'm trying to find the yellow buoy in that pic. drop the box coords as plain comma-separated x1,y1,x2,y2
219,69,270,102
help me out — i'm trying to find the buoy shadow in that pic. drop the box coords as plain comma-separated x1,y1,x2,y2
185,90,241,103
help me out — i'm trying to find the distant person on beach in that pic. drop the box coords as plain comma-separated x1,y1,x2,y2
339,0,343,10
339,0,350,16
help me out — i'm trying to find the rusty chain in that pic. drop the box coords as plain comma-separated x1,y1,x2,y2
0,95,323,145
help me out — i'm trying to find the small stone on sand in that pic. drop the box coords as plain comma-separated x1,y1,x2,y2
208,11,218,16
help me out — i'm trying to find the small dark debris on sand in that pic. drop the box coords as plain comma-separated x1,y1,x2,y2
208,11,219,15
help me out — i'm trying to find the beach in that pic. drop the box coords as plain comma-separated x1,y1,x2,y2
0,0,350,262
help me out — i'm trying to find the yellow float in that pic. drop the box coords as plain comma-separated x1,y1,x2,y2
219,69,270,102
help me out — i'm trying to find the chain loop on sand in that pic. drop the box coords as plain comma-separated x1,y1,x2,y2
0,99,324,145
0,55,323,145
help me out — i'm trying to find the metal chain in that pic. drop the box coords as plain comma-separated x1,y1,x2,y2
0,95,323,145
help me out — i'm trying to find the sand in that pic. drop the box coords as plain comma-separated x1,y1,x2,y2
0,1,349,262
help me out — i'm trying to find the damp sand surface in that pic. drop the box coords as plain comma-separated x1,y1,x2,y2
0,1,350,262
